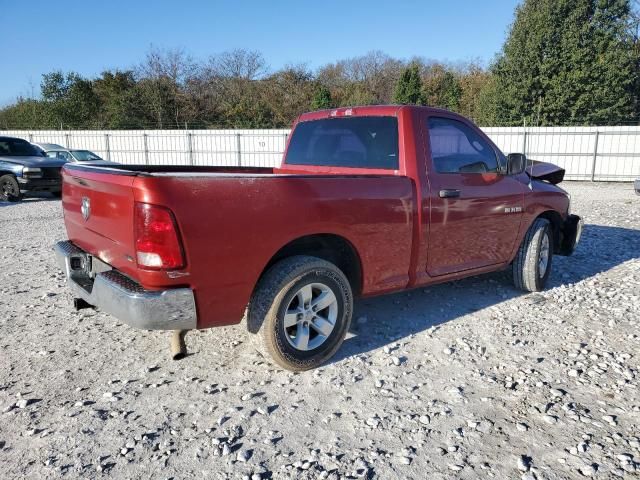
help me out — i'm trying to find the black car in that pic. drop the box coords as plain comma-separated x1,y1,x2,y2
0,136,67,201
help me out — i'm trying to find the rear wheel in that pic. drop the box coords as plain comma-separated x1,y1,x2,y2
512,218,553,292
248,255,353,371
0,175,21,202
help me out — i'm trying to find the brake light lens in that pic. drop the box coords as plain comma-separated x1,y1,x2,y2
329,108,355,117
134,203,185,270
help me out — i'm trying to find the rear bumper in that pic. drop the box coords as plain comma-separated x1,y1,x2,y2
558,214,583,256
17,177,61,193
54,240,196,330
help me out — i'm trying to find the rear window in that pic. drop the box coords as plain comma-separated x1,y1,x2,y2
285,116,399,169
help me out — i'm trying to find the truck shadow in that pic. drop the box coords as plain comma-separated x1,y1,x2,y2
330,223,640,365
0,194,60,207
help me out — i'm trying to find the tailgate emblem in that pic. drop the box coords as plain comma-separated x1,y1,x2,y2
81,197,91,221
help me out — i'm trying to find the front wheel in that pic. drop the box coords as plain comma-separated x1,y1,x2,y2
0,175,22,202
247,256,353,371
512,218,553,292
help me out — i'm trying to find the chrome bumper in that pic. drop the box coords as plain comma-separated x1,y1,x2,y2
54,241,197,330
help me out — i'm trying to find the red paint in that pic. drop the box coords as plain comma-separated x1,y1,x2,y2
61,106,571,329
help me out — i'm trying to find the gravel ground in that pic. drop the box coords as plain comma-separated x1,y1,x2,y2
0,182,639,480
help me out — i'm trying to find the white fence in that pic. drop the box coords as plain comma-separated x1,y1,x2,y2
484,126,640,181
3,126,640,181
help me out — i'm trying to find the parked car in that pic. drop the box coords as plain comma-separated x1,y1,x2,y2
35,144,112,164
54,106,582,370
0,136,67,201
32,142,65,153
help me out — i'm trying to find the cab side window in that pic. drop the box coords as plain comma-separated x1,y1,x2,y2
427,117,499,174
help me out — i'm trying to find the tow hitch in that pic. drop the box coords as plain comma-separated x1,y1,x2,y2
73,298,93,310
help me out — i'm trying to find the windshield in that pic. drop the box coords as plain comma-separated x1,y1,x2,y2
71,150,103,161
0,138,41,157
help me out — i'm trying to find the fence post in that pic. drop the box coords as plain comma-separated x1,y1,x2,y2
28,133,33,142
187,132,194,165
236,133,242,166
105,134,111,161
143,133,149,165
590,131,599,182
65,133,70,148
522,129,528,156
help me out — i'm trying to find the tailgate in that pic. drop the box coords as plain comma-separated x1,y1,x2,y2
61,166,138,278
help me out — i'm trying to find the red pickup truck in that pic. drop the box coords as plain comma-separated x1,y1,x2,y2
55,106,582,370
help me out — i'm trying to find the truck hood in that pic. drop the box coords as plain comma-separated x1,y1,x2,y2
0,155,68,168
526,160,565,185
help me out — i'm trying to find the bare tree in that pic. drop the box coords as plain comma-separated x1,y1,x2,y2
207,49,268,80
262,64,315,126
137,45,199,84
136,46,201,127
318,51,403,105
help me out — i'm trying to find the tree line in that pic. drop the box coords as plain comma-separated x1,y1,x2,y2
1,0,639,129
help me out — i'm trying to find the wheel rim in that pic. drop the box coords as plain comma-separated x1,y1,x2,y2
283,282,338,351
538,233,550,277
1,180,17,199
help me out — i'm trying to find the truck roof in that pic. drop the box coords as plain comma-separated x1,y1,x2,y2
296,104,460,122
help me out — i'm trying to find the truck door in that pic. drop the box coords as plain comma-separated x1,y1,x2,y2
423,115,525,277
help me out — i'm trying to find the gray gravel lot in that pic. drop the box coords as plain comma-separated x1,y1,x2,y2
0,182,639,479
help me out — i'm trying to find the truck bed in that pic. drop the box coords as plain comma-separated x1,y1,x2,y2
61,163,415,328
67,164,277,175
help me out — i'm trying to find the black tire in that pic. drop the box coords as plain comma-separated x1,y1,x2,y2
247,255,353,371
512,218,553,292
51,191,62,199
0,174,22,202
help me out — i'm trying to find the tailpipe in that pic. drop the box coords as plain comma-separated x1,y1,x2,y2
170,330,188,360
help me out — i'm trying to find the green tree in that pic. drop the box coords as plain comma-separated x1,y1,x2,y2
311,84,333,110
393,64,424,105
0,98,51,129
340,82,376,106
422,65,462,111
41,71,100,128
458,62,493,121
486,0,639,125
93,70,145,128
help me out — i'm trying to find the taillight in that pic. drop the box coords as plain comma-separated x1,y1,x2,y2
134,203,185,270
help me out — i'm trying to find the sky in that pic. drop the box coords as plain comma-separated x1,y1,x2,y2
0,0,520,106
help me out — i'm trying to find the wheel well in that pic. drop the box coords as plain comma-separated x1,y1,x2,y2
537,210,563,253
261,234,363,295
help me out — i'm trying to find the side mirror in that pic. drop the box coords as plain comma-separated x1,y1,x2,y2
506,153,527,175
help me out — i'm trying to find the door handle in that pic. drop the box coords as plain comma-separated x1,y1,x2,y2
439,189,461,198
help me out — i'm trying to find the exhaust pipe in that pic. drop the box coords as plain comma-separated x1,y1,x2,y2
170,330,188,360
